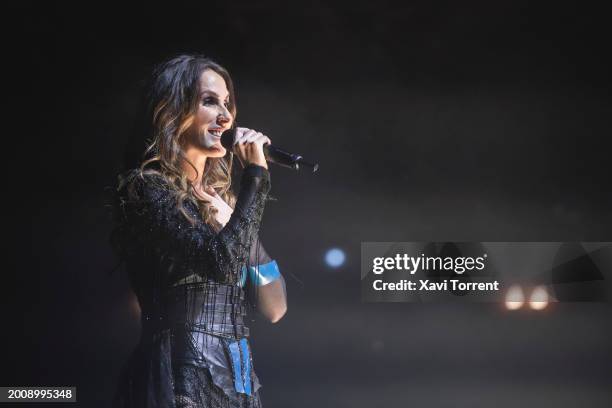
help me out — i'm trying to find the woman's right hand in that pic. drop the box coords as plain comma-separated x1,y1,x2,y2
233,127,271,170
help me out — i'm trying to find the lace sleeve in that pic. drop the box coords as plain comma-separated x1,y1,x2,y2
117,165,271,285
248,237,273,267
207,165,271,283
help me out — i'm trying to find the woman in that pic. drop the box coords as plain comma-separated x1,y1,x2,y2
110,55,287,408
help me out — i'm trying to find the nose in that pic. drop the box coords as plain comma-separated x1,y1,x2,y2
217,105,232,126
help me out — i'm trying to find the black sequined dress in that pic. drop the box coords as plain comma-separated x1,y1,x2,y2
111,164,271,408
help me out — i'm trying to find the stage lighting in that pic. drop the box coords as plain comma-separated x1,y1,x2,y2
505,284,525,310
325,248,345,268
529,286,549,310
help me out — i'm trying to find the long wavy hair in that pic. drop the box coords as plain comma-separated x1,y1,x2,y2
136,54,238,227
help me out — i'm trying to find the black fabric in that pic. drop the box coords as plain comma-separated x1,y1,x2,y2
247,240,273,268
173,363,262,408
111,164,270,408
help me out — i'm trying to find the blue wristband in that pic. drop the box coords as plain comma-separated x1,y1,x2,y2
239,260,281,287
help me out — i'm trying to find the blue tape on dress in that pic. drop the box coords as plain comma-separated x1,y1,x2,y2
228,341,245,394
239,266,248,287
240,338,252,396
249,260,281,286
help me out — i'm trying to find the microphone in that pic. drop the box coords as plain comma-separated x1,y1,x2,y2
221,127,319,172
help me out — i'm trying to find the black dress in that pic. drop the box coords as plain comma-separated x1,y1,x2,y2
111,164,271,408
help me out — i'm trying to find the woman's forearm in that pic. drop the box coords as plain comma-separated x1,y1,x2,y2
256,275,287,323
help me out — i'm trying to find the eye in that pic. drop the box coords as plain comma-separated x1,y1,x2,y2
202,97,217,106
224,99,231,108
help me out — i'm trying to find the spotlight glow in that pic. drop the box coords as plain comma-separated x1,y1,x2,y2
325,248,345,268
529,286,549,310
505,284,525,310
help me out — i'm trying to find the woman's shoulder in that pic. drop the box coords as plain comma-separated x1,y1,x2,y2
117,168,173,203
121,167,167,185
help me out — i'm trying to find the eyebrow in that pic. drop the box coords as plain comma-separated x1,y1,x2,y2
200,90,229,100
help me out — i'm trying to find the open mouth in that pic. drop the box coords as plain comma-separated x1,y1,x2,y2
208,128,223,138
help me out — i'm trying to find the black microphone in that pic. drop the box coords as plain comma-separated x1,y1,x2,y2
221,127,319,172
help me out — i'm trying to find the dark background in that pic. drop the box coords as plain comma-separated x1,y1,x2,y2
11,1,612,406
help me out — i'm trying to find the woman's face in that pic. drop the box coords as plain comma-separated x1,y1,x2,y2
182,69,233,157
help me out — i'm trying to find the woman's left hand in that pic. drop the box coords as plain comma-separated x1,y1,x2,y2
194,186,233,227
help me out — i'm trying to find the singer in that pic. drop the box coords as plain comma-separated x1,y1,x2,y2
110,55,287,408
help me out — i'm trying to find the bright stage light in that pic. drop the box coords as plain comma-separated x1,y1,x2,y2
529,286,549,310
505,284,525,310
325,248,345,268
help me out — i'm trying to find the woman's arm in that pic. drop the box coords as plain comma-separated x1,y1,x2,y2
255,275,287,323
205,165,271,281
244,240,287,323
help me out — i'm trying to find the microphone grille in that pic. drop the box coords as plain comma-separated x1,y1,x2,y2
220,127,236,150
